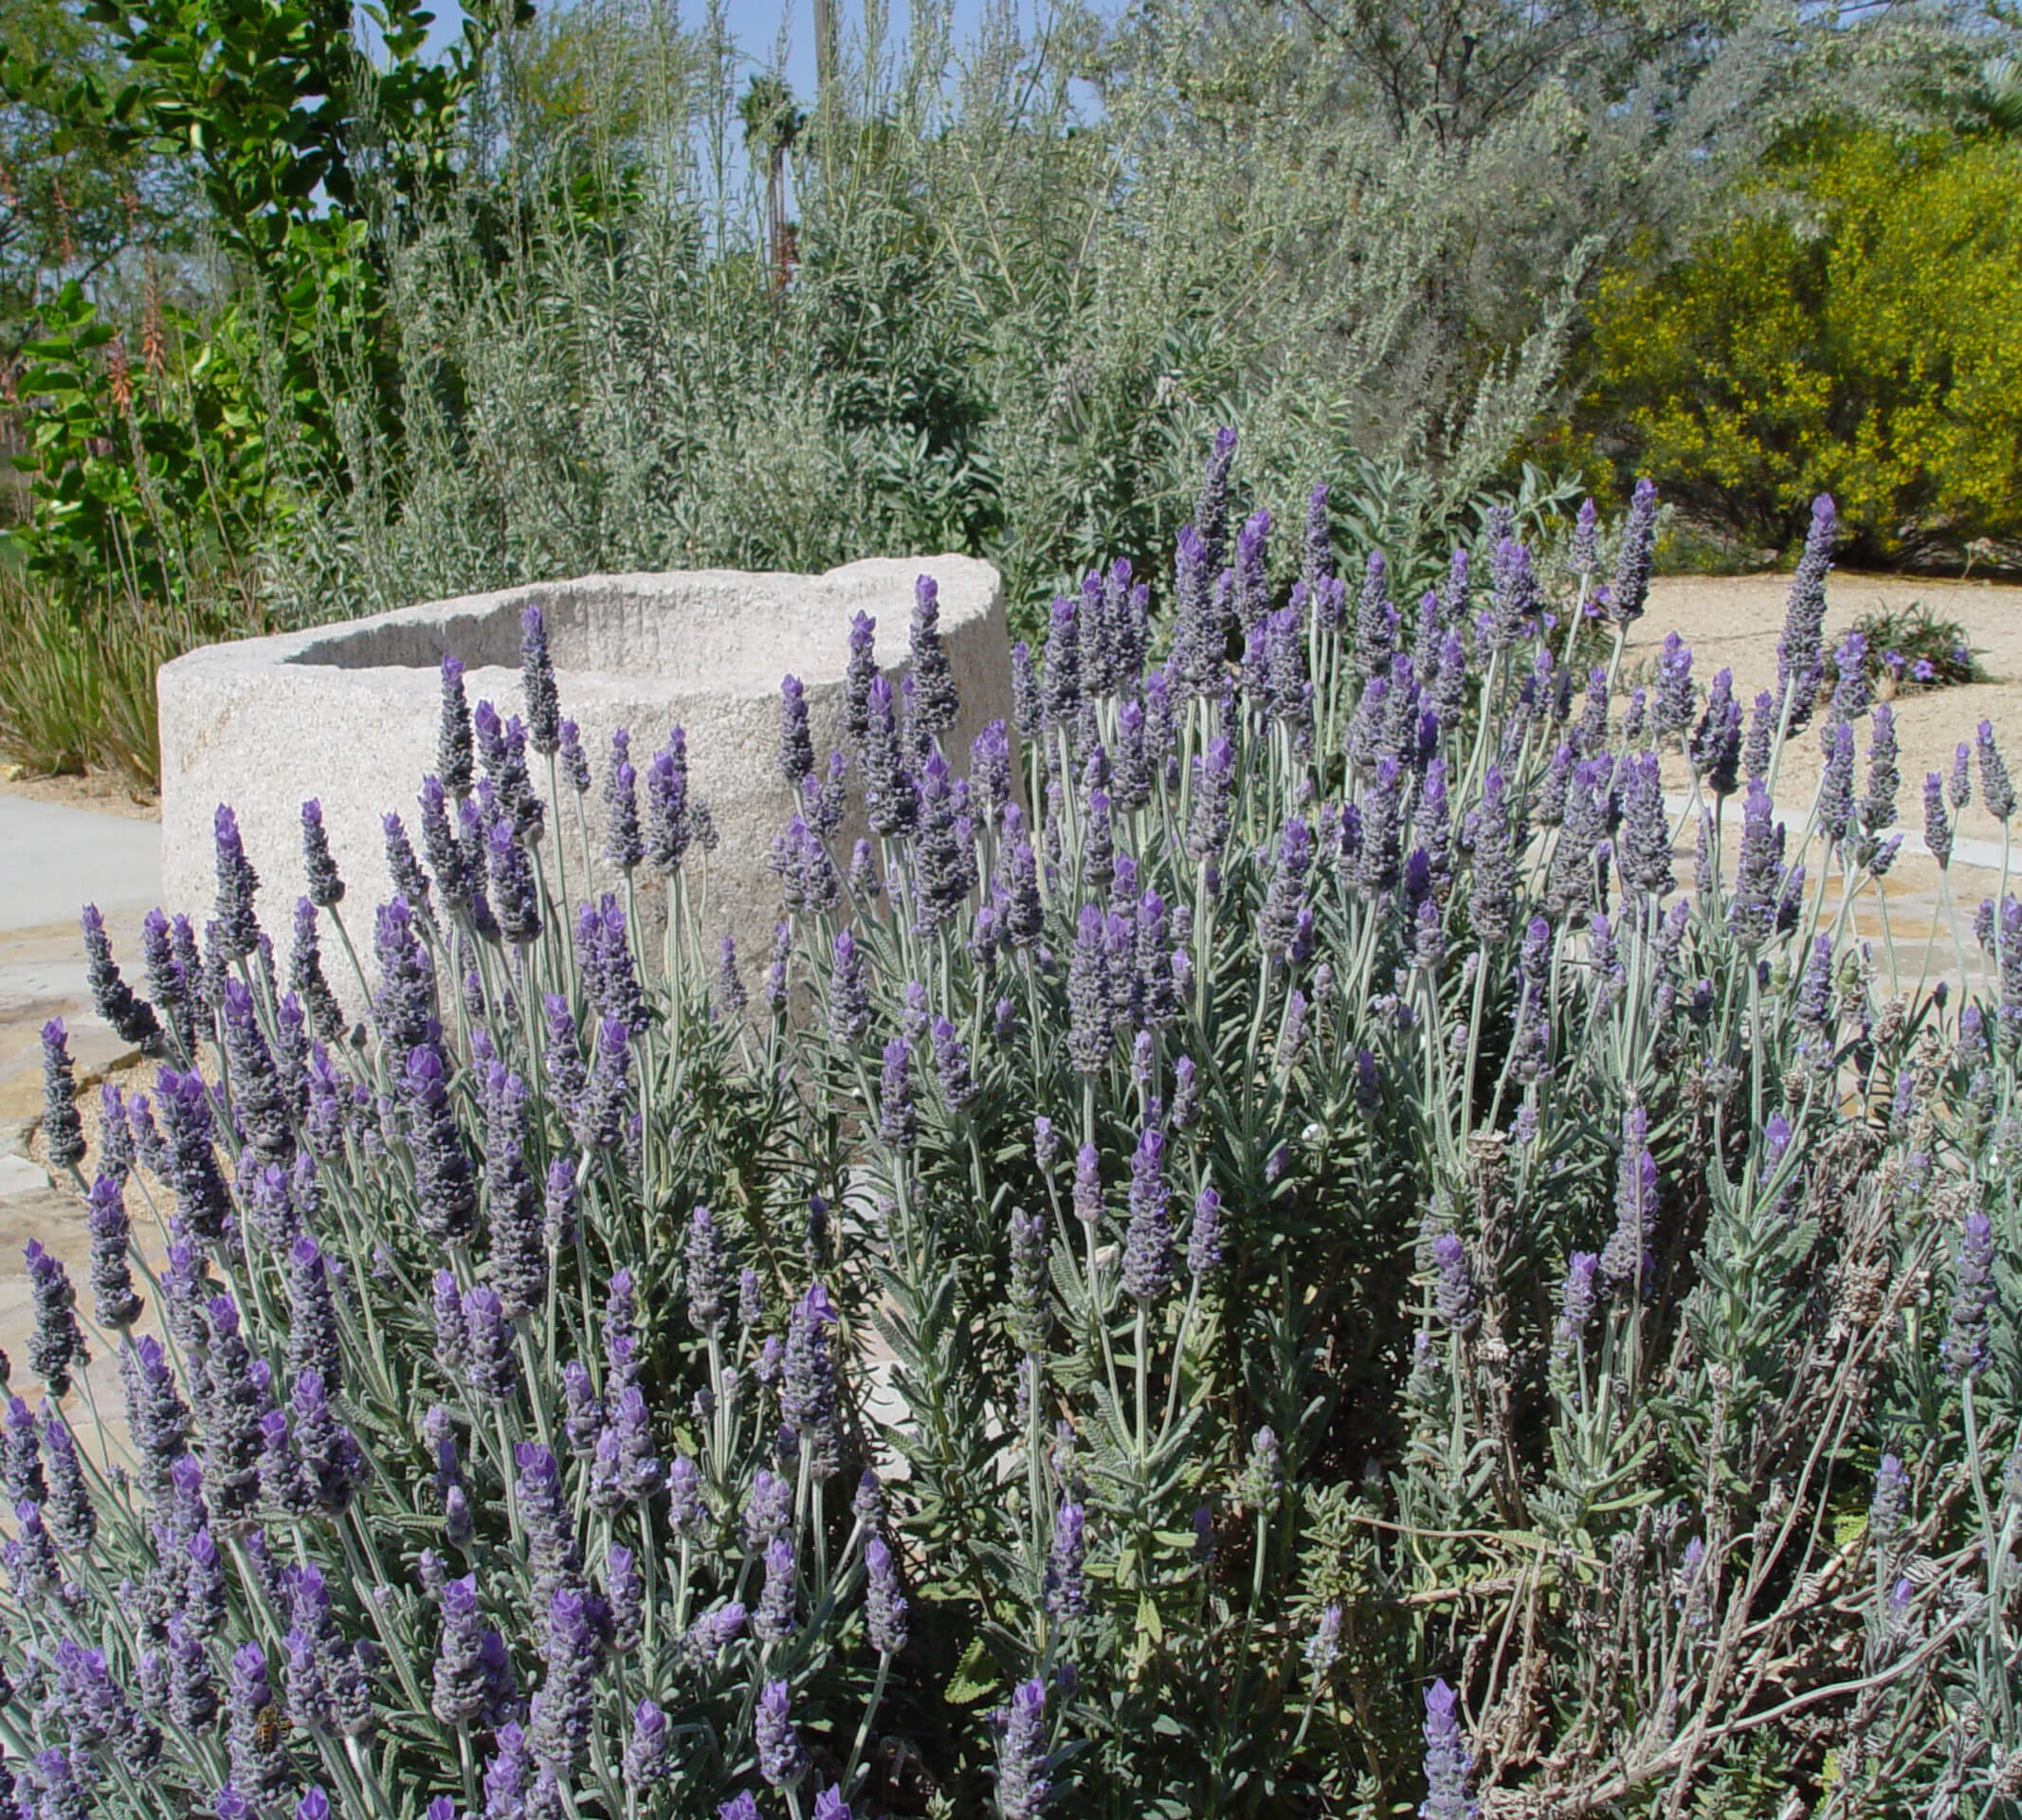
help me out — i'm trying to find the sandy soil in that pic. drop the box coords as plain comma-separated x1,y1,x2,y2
1629,571,2022,857
0,766,160,822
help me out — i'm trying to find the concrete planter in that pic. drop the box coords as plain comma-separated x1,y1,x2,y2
157,557,1011,983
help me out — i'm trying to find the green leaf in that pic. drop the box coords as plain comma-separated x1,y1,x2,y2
944,1634,999,1707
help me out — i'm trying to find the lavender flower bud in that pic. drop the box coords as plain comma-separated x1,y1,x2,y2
1609,478,1657,625
119,1335,187,1497
519,605,561,756
783,1283,839,1472
755,1535,798,1643
461,1284,519,1402
1555,1251,1599,1356
1121,1126,1174,1302
625,1697,677,1786
23,1241,85,1398
1924,773,1953,870
1941,1210,1996,1378
1599,1107,1656,1297
1727,785,1782,951
686,1207,726,1333
995,1677,1051,1820
400,1044,478,1245
1244,1425,1282,1507
647,732,692,871
40,1404,92,1549
930,1015,976,1112
1420,1678,1477,1820
34,1016,85,1172
605,735,645,874
79,903,162,1055
1775,496,1835,731
1869,1453,1908,1542
756,1678,807,1789
910,574,959,736
1,1397,41,1507
1045,1502,1086,1617
829,929,870,1046
1653,633,1694,741
1176,1188,1221,1280
1431,1232,1476,1335
777,675,815,789
82,1171,142,1329
1979,719,2015,822
1066,904,1110,1075
1306,1603,1343,1675
212,804,263,959
1073,1143,1102,1227
432,1573,491,1724
846,611,879,741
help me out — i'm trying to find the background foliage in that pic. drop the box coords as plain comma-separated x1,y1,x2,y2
1576,114,2022,562
5,0,2012,782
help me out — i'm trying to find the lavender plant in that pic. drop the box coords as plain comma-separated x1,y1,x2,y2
19,443,2022,1818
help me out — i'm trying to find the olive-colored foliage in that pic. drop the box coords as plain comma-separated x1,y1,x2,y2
1578,125,2022,559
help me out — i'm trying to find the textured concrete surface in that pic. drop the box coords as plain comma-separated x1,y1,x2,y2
0,792,160,934
158,556,1013,991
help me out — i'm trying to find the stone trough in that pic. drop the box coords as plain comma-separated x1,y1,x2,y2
157,557,1011,980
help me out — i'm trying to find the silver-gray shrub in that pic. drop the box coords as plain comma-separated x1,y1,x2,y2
249,0,1951,640
16,445,2022,1816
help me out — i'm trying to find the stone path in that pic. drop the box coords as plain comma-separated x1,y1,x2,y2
0,791,158,1413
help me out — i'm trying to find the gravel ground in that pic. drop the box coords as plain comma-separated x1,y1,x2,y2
1629,571,2022,861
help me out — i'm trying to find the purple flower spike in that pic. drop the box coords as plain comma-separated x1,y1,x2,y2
625,1696,677,1786
756,1677,807,1789
1942,1210,1996,1378
1599,1107,1657,1298
647,732,692,871
1045,1502,1087,1618
1121,1127,1174,1302
81,903,162,1052
1776,496,1835,732
212,804,263,959
38,1019,84,1172
846,610,880,742
1978,720,2015,822
995,1677,1051,1820
778,674,815,789
24,1240,86,1398
1420,1678,1478,1819
911,574,959,737
1609,478,1657,626
865,1535,908,1654
1431,1231,1476,1335
519,605,561,756
878,1037,918,1151
605,731,644,873
300,799,344,909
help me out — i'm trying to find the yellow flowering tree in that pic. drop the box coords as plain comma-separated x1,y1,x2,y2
1579,125,2022,557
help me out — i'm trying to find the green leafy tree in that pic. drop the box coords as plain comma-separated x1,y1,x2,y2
0,0,201,358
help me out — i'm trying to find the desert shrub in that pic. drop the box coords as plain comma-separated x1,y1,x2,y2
8,0,1955,787
8,442,2021,1817
1819,601,1983,701
1578,122,2022,561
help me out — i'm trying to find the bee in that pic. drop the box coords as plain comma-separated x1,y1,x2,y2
253,1701,288,1756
